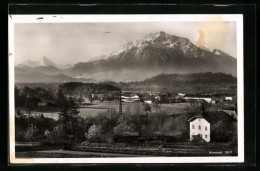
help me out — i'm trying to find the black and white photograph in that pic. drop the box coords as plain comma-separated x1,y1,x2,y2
8,14,244,163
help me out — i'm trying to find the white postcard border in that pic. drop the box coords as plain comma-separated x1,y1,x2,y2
8,14,244,164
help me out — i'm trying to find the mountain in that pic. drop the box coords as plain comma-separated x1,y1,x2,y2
17,56,72,70
16,56,74,76
69,31,237,82
15,67,96,83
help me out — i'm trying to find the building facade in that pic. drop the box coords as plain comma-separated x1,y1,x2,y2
188,114,211,142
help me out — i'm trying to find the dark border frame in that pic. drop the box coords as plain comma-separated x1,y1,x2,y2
1,2,257,170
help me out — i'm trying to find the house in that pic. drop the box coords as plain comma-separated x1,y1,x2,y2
38,102,48,106
144,100,152,104
37,100,54,107
184,94,212,103
225,96,233,101
188,111,236,142
188,113,211,142
121,95,140,103
178,93,185,97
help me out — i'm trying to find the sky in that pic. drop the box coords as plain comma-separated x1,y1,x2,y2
14,21,237,65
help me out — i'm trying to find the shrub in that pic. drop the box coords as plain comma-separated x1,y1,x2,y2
24,124,39,142
85,124,103,143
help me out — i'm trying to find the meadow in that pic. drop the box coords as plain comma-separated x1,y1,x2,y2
17,102,198,120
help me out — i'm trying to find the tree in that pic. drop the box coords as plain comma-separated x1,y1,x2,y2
85,124,102,142
113,115,135,138
143,103,152,120
58,97,79,144
44,124,65,143
24,124,39,142
159,87,170,103
15,86,20,97
56,89,67,108
58,97,79,122
153,100,161,115
76,96,85,105
143,103,151,114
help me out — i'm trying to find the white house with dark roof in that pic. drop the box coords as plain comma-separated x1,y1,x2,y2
188,114,210,142
188,110,237,143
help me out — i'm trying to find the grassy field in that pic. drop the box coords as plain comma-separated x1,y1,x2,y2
16,102,198,120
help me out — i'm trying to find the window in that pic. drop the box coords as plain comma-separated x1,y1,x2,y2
205,126,207,131
205,135,208,138
198,125,201,130
192,125,194,129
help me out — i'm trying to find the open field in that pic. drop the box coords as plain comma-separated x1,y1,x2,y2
16,102,198,120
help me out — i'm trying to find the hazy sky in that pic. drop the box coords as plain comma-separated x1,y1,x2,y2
14,22,237,65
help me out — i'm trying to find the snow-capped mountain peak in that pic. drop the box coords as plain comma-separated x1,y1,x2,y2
38,56,57,66
17,56,72,69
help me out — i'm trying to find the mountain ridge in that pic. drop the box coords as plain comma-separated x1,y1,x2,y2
17,56,73,70
69,31,236,81
15,31,237,82
15,67,96,83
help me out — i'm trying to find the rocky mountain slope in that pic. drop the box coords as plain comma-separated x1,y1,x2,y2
69,31,236,81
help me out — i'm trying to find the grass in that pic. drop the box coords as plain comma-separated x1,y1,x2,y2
16,102,197,120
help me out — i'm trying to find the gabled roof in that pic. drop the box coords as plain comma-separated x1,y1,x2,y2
188,111,235,124
223,110,236,116
187,113,204,122
185,94,212,98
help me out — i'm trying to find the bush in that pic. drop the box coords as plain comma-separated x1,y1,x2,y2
24,124,39,142
85,124,103,143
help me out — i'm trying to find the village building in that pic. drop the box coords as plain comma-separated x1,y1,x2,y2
184,94,212,103
188,113,211,142
188,110,237,142
37,100,54,107
225,96,233,101
223,110,237,120
121,95,140,103
144,100,152,104
178,93,185,97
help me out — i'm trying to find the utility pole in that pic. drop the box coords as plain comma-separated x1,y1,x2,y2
119,89,122,115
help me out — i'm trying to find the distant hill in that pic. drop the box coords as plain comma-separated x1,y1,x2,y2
103,72,237,94
141,72,237,86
